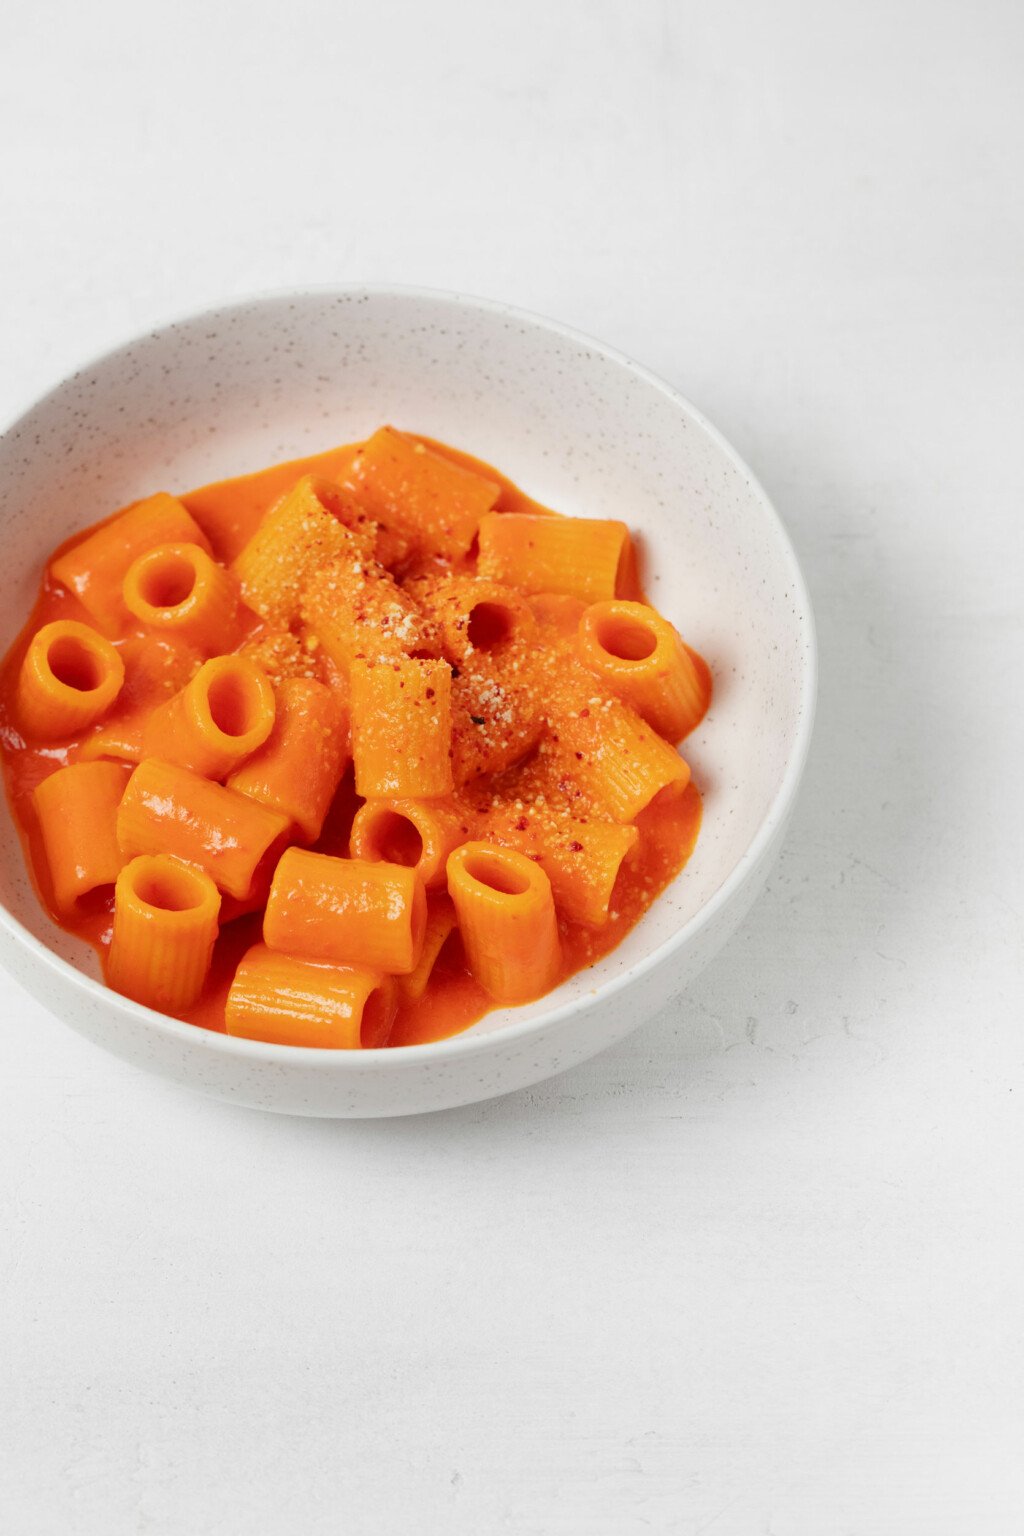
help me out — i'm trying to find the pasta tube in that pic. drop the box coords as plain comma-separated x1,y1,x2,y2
349,426,499,558
51,492,211,634
117,758,290,900
228,678,348,842
232,475,376,628
409,575,536,666
225,944,396,1048
300,557,438,673
477,512,632,603
263,848,427,975
122,542,239,653
16,620,125,740
32,760,131,914
350,657,453,800
447,841,560,1004
349,798,470,890
107,854,220,1013
73,716,146,765
542,654,691,821
141,655,276,780
576,600,708,741
477,802,638,928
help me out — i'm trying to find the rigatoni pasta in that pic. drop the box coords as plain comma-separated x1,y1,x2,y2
32,760,131,915
17,620,125,740
349,798,469,890
50,492,211,634
108,855,221,1013
227,677,348,842
300,556,436,673
447,842,560,1004
477,511,632,603
123,542,239,654
476,798,639,928
141,654,276,780
350,657,453,800
0,424,710,1049
549,699,690,822
449,662,544,786
264,848,427,975
117,758,290,900
410,574,536,667
237,629,322,685
348,426,499,558
233,475,375,629
73,715,146,766
576,600,708,742
225,944,396,1048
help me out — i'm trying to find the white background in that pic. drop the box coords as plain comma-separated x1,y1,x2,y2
2,2,1022,1532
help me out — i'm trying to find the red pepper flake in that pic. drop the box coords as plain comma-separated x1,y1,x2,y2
567,840,584,853
515,816,529,831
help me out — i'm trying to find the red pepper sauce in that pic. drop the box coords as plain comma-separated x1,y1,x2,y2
0,435,704,1047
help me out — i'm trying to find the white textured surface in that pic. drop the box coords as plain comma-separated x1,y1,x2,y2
1,0,1022,1531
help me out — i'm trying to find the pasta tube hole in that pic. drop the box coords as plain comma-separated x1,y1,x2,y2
368,810,424,869
207,667,267,738
131,860,210,913
306,477,349,518
593,612,657,662
461,848,533,897
614,536,639,599
361,985,394,1048
47,635,106,692
138,550,197,609
76,884,118,917
467,601,517,651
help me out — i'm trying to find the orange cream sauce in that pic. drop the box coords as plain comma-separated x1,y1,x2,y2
0,436,703,1047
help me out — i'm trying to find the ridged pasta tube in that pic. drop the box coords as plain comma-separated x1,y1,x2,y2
576,600,709,742
17,620,125,740
141,655,276,780
225,944,396,1048
447,841,560,1004
108,854,221,1013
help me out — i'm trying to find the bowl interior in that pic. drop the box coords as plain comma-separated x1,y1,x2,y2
0,289,812,1042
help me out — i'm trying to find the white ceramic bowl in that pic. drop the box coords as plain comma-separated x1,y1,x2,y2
0,287,815,1116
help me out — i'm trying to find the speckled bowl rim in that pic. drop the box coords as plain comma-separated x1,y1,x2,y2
0,283,817,1070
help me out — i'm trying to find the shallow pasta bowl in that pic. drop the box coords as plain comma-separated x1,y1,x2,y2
0,286,816,1117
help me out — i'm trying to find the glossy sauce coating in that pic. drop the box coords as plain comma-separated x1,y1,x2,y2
0,437,703,1046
